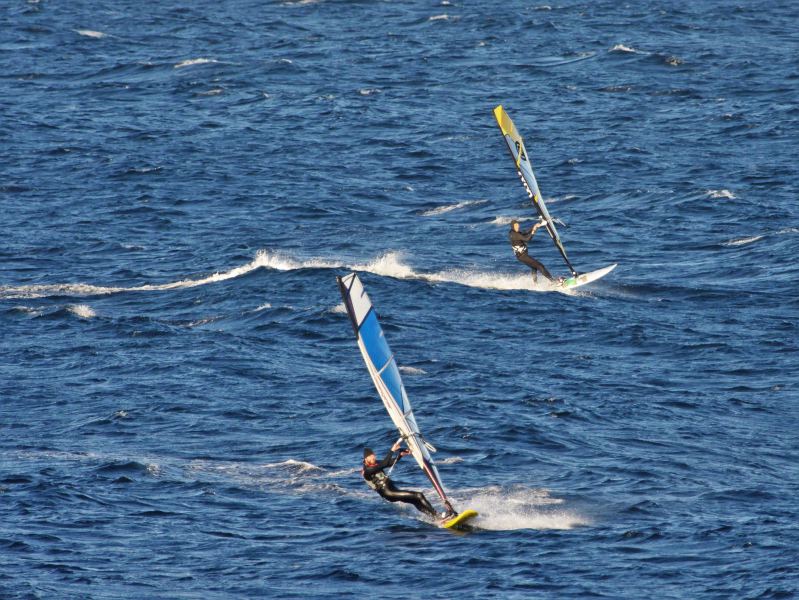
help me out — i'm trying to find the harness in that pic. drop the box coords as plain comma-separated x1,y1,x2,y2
361,467,389,491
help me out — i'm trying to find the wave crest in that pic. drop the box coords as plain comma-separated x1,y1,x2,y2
420,199,486,217
68,304,96,318
0,249,564,300
174,58,218,69
706,189,735,199
723,235,763,247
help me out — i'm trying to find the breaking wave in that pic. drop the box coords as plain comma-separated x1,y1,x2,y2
68,304,96,318
489,215,525,226
706,189,735,199
328,302,348,314
75,29,107,38
723,235,763,247
398,366,427,375
174,58,218,69
0,249,569,300
0,250,319,300
420,199,486,217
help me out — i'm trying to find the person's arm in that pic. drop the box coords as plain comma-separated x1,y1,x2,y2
378,449,396,469
364,448,398,477
528,221,546,238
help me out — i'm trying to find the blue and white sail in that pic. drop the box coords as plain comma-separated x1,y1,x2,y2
337,272,453,512
494,105,578,276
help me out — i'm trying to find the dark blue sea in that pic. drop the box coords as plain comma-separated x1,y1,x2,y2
2,0,798,597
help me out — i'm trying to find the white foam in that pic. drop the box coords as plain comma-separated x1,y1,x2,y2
457,486,589,531
706,189,735,199
68,304,96,318
75,29,107,38
262,459,322,473
254,302,272,312
609,44,638,53
429,14,449,21
356,252,566,292
351,252,416,279
0,282,123,300
174,58,218,69
420,199,486,217
184,316,219,328
0,249,565,301
0,250,321,300
329,302,347,314
425,266,547,292
398,366,427,375
358,88,380,96
127,166,161,174
777,227,798,235
489,215,524,226
723,235,763,247
12,305,43,316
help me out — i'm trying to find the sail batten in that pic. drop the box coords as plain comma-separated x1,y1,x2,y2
493,105,577,275
338,273,450,510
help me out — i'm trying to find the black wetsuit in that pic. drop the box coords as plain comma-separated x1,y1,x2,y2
509,226,553,281
362,450,436,516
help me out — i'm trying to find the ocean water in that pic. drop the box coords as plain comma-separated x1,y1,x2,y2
1,0,798,598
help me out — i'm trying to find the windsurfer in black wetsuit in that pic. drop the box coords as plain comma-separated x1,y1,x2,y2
509,219,555,282
362,442,450,518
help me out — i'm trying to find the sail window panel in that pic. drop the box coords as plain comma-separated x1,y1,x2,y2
379,362,407,413
358,311,393,374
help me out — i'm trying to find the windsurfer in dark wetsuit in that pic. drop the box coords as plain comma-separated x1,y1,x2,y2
509,219,555,282
362,442,449,518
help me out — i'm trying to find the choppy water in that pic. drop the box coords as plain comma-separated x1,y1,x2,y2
2,0,798,598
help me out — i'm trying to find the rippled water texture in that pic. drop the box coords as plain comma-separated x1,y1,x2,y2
1,0,798,598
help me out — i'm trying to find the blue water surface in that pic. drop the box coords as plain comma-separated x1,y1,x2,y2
2,0,798,598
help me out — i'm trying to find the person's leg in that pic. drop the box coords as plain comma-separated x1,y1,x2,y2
516,253,553,280
379,481,437,516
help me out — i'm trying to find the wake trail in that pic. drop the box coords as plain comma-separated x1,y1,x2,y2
1,250,574,300
454,485,590,531
17,449,589,529
351,252,566,293
419,199,487,216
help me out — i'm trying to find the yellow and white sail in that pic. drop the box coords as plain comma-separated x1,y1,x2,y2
494,105,576,275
